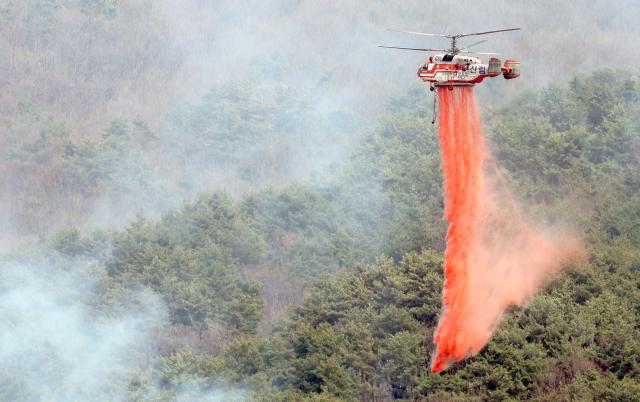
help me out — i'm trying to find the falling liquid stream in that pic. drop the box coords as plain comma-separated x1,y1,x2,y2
431,87,583,373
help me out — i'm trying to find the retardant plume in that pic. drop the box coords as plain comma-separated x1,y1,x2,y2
431,87,583,373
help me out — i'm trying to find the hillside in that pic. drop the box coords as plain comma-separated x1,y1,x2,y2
1,71,635,401
3,2,640,402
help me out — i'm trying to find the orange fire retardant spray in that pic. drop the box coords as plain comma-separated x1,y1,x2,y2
430,87,583,373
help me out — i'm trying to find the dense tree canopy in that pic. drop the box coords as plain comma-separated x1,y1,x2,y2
4,59,640,400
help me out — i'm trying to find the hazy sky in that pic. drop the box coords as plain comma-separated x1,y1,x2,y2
158,0,640,106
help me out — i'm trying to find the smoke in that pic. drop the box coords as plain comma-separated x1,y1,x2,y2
0,0,635,388
0,256,246,401
154,0,640,107
136,382,247,402
2,0,639,240
0,258,159,400
430,87,584,372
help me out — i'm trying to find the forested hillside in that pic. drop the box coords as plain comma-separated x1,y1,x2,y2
0,1,356,239
2,77,357,237
3,4,640,401
2,71,636,401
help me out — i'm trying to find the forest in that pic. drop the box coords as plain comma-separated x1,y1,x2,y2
1,2,640,402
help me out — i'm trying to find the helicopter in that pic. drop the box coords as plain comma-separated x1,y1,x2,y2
379,28,521,90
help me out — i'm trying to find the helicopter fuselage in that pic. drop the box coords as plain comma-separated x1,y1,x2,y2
418,54,520,87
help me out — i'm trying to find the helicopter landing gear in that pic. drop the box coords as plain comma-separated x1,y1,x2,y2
429,85,435,92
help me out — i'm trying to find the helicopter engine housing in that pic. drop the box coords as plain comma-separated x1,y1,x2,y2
503,59,520,79
488,57,502,74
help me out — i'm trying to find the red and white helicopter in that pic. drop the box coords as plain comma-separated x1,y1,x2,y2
379,27,521,90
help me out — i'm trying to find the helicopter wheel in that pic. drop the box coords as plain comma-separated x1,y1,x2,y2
429,86,434,92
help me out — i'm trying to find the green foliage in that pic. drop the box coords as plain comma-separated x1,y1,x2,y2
47,227,112,259
9,0,640,399
165,81,307,165
105,194,265,334
345,96,446,258
486,71,640,217
9,69,640,400
258,251,443,400
79,0,117,17
227,71,640,400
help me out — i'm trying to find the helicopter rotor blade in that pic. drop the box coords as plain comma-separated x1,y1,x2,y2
386,29,450,37
378,45,448,52
458,50,501,55
457,28,520,38
459,39,487,51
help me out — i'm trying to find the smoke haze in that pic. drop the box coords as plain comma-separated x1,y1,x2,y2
0,1,637,399
0,255,248,401
0,258,162,401
1,0,638,240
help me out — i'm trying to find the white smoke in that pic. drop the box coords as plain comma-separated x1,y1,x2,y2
0,257,246,401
